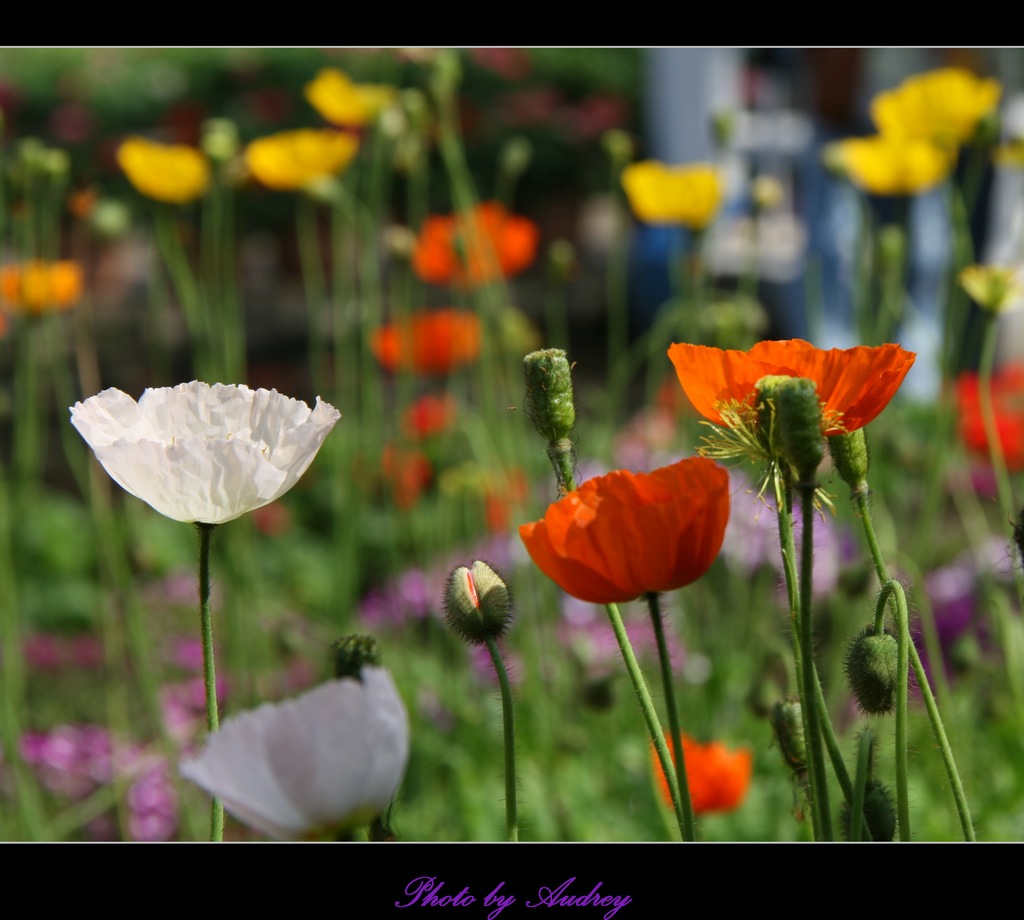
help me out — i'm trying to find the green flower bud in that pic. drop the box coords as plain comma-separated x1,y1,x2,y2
201,117,240,163
500,136,533,180
547,239,577,285
711,108,736,149
444,560,513,645
757,375,823,481
41,148,69,181
840,779,896,842
601,129,633,167
304,176,342,207
770,699,807,777
524,349,576,442
844,625,899,715
88,199,132,240
877,223,906,273
331,635,382,680
828,428,870,495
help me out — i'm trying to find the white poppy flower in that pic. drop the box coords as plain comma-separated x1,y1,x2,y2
70,381,340,525
180,668,409,840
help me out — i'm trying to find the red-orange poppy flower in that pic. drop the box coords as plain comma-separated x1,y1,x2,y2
1,260,83,314
667,339,916,436
371,309,481,376
412,201,539,287
651,733,752,815
518,457,730,605
401,393,457,440
956,366,1024,471
381,444,433,510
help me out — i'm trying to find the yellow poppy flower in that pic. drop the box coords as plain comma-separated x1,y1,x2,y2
871,67,1001,148
244,129,360,192
621,160,723,230
959,264,1024,313
836,135,953,196
1,260,83,314
304,68,396,128
117,137,210,204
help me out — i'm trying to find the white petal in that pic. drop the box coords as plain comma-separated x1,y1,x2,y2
180,703,311,840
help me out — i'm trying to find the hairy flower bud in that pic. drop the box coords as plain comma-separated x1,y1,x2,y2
202,117,240,163
840,779,896,842
444,560,513,645
757,375,823,481
844,625,899,715
770,699,807,778
829,428,870,495
500,136,534,180
332,635,382,679
524,349,576,442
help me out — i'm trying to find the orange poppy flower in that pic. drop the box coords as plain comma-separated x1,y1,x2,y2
518,457,730,605
381,444,433,510
956,366,1024,471
371,309,481,376
1,260,83,314
412,201,539,287
401,393,457,440
667,339,916,436
651,733,752,815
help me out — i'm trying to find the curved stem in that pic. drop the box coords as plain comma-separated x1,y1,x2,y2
196,522,224,841
484,636,518,842
645,592,696,841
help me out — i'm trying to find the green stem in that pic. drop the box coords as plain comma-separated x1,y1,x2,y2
774,480,820,840
796,482,833,840
848,729,873,842
853,490,976,841
196,521,224,841
484,636,518,842
297,196,328,397
603,601,689,840
646,592,697,841
154,204,209,381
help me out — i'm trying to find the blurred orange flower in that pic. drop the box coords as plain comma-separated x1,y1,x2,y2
518,458,730,605
305,68,396,128
871,67,1001,148
381,444,433,509
1,260,83,314
651,733,752,815
667,339,916,436
401,393,457,440
117,137,210,204
956,366,1024,471
371,309,481,376
484,467,529,534
413,202,539,287
244,129,360,191
620,160,723,229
